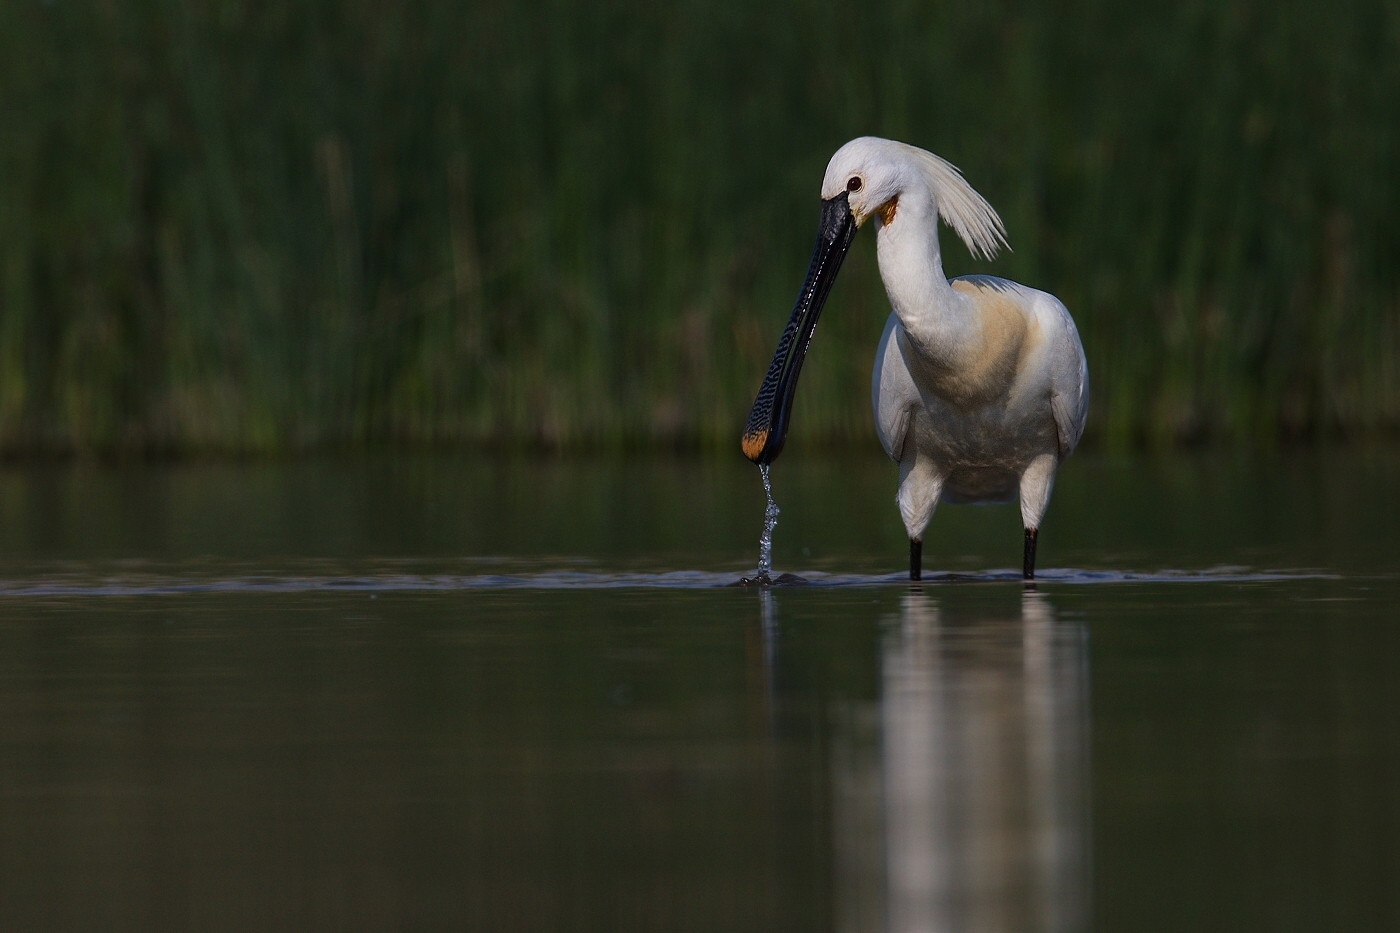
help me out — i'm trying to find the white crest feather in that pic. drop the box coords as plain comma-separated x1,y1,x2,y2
901,144,1009,261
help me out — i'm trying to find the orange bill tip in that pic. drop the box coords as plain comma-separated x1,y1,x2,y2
741,430,768,463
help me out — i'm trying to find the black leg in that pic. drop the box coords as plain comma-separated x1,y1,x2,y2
1023,527,1039,581
910,539,922,581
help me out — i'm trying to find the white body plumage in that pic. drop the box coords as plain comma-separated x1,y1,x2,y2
826,138,1089,565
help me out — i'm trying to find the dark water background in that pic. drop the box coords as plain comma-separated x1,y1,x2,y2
0,449,1397,930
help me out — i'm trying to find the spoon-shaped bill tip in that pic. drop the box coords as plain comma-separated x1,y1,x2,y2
741,429,769,464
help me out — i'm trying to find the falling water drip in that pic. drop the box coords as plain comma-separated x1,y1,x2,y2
757,464,780,582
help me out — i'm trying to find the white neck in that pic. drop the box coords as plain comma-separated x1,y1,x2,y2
873,183,976,363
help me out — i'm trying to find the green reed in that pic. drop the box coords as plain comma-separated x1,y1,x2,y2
0,0,1396,453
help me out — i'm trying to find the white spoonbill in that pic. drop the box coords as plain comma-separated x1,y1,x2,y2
741,137,1088,581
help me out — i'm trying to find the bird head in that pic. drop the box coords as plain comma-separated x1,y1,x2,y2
818,137,915,230
822,137,1009,254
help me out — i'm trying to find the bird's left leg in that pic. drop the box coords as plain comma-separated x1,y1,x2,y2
897,447,943,581
1018,454,1058,582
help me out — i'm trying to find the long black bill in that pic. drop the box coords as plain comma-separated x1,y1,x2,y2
741,191,857,464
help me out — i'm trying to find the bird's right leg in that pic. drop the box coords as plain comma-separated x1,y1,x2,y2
1018,454,1058,583
897,447,943,581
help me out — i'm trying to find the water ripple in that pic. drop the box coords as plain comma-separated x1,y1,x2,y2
0,566,1343,597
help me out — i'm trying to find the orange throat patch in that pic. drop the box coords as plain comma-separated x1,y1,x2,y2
877,195,899,228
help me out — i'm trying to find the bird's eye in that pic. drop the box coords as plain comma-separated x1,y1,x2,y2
847,176,863,192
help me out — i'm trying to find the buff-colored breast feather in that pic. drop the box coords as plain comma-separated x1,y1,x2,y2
913,278,1038,405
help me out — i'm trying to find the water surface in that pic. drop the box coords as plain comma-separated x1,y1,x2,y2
0,450,1396,930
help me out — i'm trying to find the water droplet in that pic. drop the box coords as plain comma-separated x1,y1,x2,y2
757,464,780,583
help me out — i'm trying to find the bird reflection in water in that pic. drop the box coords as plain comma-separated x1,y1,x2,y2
832,589,1090,933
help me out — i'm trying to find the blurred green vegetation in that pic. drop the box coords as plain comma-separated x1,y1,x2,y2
0,0,1397,453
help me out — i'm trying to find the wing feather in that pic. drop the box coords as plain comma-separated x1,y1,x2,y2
872,312,920,462
1041,297,1089,458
